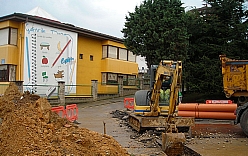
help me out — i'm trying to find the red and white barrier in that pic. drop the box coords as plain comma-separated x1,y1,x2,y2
206,100,233,104
124,98,134,110
66,104,78,122
51,106,66,118
51,104,79,123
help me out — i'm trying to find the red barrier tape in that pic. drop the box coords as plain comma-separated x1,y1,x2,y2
51,104,79,122
124,98,134,110
51,106,66,118
66,104,78,122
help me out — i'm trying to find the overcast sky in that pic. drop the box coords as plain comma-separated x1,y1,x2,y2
0,0,204,38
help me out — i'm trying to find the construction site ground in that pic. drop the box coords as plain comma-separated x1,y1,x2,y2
0,84,130,156
78,96,248,156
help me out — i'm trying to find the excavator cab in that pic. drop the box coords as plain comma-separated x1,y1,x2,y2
134,61,178,115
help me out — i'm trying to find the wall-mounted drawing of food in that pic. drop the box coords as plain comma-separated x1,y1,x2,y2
57,41,61,52
54,70,64,79
42,56,48,64
40,42,50,50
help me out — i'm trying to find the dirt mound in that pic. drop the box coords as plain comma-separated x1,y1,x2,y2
0,83,129,156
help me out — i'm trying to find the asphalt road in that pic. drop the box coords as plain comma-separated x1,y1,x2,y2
77,96,166,156
76,96,248,156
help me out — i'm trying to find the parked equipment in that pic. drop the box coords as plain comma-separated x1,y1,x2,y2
220,55,248,136
220,55,248,106
128,60,194,155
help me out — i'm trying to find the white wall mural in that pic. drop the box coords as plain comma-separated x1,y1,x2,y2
24,22,77,95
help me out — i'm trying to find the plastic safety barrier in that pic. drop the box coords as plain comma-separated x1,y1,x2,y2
124,98,134,110
51,104,79,123
51,106,66,118
66,104,78,122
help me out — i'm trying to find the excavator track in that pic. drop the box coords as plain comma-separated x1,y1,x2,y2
128,113,194,132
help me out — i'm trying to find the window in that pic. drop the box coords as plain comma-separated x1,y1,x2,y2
102,73,107,84
102,46,108,58
102,45,136,62
101,72,118,84
0,28,18,46
0,29,8,45
90,55,93,61
101,72,136,86
79,54,83,59
0,65,16,82
108,46,117,59
0,65,8,81
119,48,127,60
119,74,128,85
128,51,136,62
128,75,136,86
10,28,17,45
108,73,117,81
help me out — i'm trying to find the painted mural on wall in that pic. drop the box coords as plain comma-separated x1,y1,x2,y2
24,22,77,95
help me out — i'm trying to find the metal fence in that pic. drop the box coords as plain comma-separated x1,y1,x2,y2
65,84,92,97
0,78,144,98
98,82,119,94
23,84,94,98
23,84,60,99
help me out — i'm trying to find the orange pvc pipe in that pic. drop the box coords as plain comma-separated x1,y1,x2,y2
178,103,237,112
177,103,199,111
178,111,196,117
198,104,237,112
178,111,236,120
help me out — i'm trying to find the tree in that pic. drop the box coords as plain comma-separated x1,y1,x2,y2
185,0,248,94
122,0,189,68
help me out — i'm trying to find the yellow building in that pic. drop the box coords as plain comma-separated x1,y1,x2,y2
0,13,138,96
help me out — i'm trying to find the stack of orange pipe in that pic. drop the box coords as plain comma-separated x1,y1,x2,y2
178,103,237,120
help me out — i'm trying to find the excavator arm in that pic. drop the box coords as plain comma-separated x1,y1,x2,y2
145,60,185,155
144,60,174,116
167,61,182,131
129,60,191,155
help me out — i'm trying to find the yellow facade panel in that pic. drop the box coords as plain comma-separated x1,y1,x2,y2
0,46,19,64
0,21,24,81
98,85,118,94
101,58,138,74
0,21,20,29
77,36,103,94
102,40,126,48
8,21,20,28
0,21,9,28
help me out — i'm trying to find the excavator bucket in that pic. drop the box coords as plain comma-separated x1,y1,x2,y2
162,132,186,156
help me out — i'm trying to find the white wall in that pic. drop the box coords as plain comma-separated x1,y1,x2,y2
136,55,148,73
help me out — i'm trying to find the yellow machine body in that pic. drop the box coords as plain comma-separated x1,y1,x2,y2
128,60,195,155
220,55,248,105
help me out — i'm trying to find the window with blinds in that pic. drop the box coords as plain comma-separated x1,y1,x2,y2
0,28,18,46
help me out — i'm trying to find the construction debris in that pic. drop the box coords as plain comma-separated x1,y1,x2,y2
111,109,202,156
0,83,129,156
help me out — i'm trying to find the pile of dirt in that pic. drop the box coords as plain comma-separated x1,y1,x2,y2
0,83,129,156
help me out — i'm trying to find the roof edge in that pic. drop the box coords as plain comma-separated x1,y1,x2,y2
0,13,124,43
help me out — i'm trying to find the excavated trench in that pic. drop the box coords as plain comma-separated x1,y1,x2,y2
111,110,201,156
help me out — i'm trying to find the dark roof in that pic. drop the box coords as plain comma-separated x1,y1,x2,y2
0,13,124,43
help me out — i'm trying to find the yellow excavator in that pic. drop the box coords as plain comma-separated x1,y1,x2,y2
128,60,194,155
